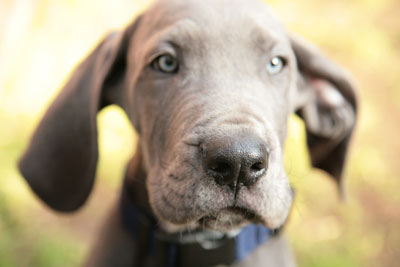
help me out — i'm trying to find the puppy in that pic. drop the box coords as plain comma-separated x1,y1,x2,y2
19,0,357,266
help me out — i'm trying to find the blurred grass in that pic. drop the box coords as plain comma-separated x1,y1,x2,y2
1,0,400,266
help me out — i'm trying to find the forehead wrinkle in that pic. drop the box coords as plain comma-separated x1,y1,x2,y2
156,19,202,48
250,25,282,55
155,19,284,57
141,0,289,54
132,18,201,66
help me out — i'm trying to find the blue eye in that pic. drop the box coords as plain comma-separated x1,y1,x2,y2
267,56,285,75
152,54,179,73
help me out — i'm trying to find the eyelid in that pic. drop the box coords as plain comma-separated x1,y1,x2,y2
146,43,178,65
272,55,287,65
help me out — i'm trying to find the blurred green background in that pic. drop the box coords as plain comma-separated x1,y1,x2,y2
0,0,399,266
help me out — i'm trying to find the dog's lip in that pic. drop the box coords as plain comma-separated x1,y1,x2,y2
199,206,263,224
197,207,287,233
225,206,262,222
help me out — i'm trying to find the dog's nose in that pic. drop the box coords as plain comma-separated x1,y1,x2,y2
202,134,268,188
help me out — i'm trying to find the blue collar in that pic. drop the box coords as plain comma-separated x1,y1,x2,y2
120,184,272,267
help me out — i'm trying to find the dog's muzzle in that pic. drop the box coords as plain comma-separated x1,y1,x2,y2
120,181,277,267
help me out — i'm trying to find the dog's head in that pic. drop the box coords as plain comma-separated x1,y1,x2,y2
18,0,357,232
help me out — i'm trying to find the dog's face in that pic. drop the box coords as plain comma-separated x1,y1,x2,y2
128,0,296,231
18,0,357,233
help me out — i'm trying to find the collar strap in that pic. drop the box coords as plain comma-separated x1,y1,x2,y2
120,184,272,267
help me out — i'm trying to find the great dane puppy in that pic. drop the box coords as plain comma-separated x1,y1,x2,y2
18,0,357,266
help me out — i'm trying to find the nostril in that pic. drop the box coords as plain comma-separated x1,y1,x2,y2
209,162,231,175
250,161,266,172
242,159,267,187
207,160,236,186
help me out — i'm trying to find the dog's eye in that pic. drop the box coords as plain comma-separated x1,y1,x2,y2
151,54,179,73
267,56,285,75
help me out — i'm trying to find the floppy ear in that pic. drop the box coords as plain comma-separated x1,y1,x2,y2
18,23,137,212
291,34,358,197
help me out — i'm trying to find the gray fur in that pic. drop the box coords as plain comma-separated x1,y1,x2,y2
18,0,357,266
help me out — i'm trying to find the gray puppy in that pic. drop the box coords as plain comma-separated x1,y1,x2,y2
19,0,357,266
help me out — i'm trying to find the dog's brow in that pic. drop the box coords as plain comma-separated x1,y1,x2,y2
250,26,280,52
155,20,282,57
157,19,201,45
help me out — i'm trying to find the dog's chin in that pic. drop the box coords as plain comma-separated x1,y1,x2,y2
159,206,267,233
197,207,264,232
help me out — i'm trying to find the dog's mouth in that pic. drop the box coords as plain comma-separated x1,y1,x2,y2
198,206,264,231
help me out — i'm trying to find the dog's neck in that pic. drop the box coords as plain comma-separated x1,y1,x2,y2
123,146,273,266
125,147,153,216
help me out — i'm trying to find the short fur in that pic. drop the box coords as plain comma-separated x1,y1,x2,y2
18,0,357,266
